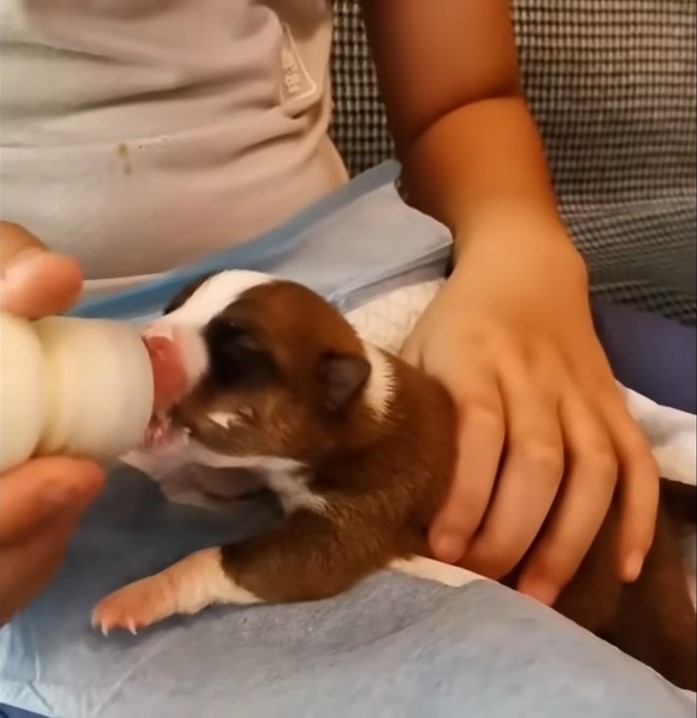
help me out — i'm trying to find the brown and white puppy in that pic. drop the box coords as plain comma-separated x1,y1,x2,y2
93,270,696,691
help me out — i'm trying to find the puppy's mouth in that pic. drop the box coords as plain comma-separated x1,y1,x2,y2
142,334,190,409
144,411,183,449
140,332,203,450
142,405,210,453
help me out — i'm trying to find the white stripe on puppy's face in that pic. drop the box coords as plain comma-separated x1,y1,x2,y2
142,270,275,392
161,271,275,330
182,443,328,515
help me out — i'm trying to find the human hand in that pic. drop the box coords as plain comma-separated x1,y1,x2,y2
0,222,105,624
402,223,659,605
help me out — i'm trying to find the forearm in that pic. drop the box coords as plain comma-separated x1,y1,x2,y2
360,0,576,263
401,96,567,259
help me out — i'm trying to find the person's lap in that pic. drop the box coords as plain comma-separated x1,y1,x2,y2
2,301,694,718
1,570,695,718
3,164,695,716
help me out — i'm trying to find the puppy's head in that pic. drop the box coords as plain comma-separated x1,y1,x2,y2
144,271,394,464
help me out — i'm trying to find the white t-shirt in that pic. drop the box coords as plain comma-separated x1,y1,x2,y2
1,0,348,298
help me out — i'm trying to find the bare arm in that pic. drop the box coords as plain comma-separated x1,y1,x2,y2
361,0,567,261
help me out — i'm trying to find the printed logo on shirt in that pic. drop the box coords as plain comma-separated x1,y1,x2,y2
279,23,316,104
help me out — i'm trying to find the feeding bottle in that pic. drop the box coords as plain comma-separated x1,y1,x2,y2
0,311,155,473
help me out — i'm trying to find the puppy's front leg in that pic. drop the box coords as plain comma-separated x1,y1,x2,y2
93,510,397,634
92,547,259,635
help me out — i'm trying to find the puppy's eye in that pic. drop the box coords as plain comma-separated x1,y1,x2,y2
203,318,277,389
206,319,259,354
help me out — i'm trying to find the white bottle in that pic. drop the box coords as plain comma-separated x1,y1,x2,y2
0,311,154,473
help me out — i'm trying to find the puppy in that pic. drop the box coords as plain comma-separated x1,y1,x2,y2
94,271,696,690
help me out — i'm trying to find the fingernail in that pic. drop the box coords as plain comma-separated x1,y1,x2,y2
623,550,644,582
520,580,559,606
433,532,466,564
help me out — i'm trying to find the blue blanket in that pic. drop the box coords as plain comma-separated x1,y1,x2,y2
1,163,694,717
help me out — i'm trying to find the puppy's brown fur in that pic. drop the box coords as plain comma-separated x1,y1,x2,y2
106,277,697,689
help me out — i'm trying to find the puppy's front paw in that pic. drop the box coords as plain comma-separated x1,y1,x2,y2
92,576,175,636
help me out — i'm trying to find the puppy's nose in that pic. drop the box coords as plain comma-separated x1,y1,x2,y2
142,334,188,411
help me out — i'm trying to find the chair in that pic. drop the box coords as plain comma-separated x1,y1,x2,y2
329,0,696,324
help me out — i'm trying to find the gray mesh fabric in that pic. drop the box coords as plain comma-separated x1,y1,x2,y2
329,1,696,324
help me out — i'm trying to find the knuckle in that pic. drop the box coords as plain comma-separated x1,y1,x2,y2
464,401,504,436
525,336,557,368
486,330,517,359
518,438,563,477
582,446,618,483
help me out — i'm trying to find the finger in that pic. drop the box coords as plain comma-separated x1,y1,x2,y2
429,367,505,564
0,222,82,318
0,457,104,544
463,353,564,580
0,515,77,625
599,387,659,582
517,386,617,604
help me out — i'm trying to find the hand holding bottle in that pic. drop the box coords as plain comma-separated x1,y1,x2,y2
0,222,106,624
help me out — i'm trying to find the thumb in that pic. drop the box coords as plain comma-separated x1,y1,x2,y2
0,457,104,543
1,222,82,318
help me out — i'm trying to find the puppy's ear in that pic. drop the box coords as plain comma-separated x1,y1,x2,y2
317,353,371,413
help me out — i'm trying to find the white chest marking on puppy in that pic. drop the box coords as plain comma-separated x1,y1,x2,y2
264,468,328,514
92,548,260,634
362,342,395,420
183,443,328,515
